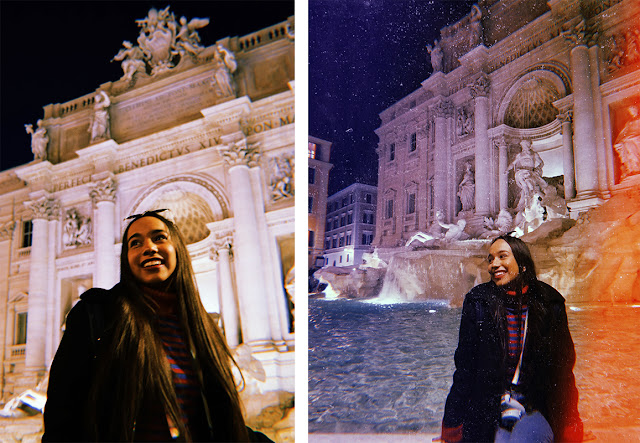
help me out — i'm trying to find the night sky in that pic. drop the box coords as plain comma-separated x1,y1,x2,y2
0,0,294,172
309,0,475,195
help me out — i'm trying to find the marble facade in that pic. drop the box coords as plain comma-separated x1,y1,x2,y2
0,8,295,408
374,0,640,248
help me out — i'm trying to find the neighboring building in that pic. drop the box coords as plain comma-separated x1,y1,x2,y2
308,136,333,267
374,0,640,247
323,183,377,267
0,7,295,406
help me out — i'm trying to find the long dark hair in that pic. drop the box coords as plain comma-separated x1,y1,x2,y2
491,235,537,285
88,212,248,441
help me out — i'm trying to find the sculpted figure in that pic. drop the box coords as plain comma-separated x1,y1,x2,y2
173,16,209,57
136,6,176,75
63,209,92,248
89,91,111,143
270,156,294,201
613,105,640,180
426,39,443,72
457,161,475,212
211,44,238,97
427,210,446,238
469,4,482,47
112,41,146,82
507,140,547,212
25,119,48,161
406,231,436,248
439,219,469,242
481,209,514,239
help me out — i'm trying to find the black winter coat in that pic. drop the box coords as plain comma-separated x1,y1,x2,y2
43,283,272,442
442,280,583,442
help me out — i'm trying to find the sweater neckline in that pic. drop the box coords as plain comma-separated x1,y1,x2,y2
141,286,178,316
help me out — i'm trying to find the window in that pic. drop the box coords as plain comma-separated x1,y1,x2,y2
407,193,416,214
350,194,354,204
339,256,343,263
308,197,314,213
362,212,368,223
347,212,353,224
339,236,345,247
308,142,319,159
347,254,350,262
327,203,332,213
309,167,316,184
326,221,331,232
389,143,395,161
340,215,346,227
308,231,315,247
15,312,27,345
325,238,331,249
342,197,348,208
332,218,338,229
362,232,373,245
386,200,394,219
410,132,417,152
346,233,352,245
332,237,338,248
365,193,372,204
21,220,33,248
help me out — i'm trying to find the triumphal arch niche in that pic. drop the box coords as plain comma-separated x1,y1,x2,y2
374,0,640,247
0,6,295,429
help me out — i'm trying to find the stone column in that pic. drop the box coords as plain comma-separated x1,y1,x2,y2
432,99,452,220
471,74,492,216
45,209,60,366
24,197,58,375
557,111,576,199
495,136,509,211
89,177,117,289
564,23,599,197
212,236,240,348
218,138,271,347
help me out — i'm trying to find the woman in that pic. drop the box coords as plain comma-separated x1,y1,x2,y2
441,235,583,442
44,210,271,442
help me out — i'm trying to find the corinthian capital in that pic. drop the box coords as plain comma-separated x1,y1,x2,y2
470,74,490,98
431,99,453,118
89,177,117,205
0,221,16,241
561,20,597,47
217,139,261,168
25,197,60,220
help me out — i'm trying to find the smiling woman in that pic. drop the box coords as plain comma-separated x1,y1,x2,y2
43,211,272,442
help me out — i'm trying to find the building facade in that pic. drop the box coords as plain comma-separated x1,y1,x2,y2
308,136,333,267
0,8,295,402
323,183,377,267
374,0,640,247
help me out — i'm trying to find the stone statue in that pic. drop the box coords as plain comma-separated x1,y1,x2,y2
456,107,474,137
426,39,443,72
613,105,640,180
361,248,387,268
173,16,209,57
439,219,469,242
63,208,92,248
457,161,475,212
112,40,146,82
211,44,237,97
270,155,295,201
481,209,514,239
427,210,446,238
89,91,111,143
507,139,547,211
25,119,48,161
406,232,436,248
514,192,545,236
469,4,482,47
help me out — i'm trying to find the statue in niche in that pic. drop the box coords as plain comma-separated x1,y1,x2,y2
270,154,295,201
456,107,474,137
89,91,111,143
112,41,146,82
481,209,514,239
468,4,482,47
63,208,92,248
613,104,640,180
172,16,209,58
426,39,443,72
507,139,547,212
457,161,475,212
211,44,238,97
25,119,48,161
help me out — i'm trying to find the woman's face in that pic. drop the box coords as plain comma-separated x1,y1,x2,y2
126,216,177,287
487,239,520,287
